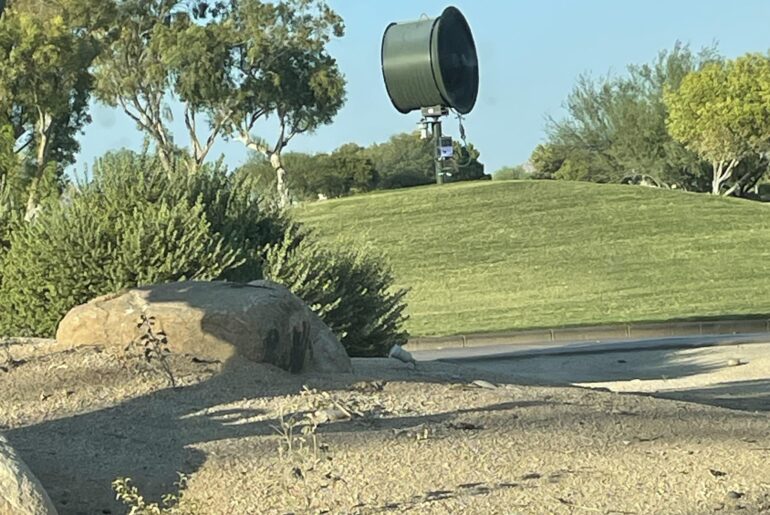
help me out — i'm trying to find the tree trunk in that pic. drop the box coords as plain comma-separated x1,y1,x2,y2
25,111,52,221
270,152,290,208
157,146,174,174
24,176,40,222
711,159,739,195
711,161,723,195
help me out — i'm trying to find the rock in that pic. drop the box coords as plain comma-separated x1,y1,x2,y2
312,407,350,424
708,468,727,478
471,379,498,390
388,345,416,365
56,280,351,374
726,358,743,367
0,434,58,515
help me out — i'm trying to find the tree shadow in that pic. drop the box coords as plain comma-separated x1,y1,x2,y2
446,346,726,384
655,379,770,413
446,343,770,413
4,352,550,515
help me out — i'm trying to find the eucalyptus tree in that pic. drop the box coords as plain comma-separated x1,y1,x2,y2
94,0,346,208
221,0,345,207
0,0,113,218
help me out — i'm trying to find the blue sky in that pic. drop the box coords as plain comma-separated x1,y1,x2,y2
74,0,770,176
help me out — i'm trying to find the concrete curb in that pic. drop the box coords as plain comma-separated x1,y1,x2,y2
404,318,770,352
416,333,770,363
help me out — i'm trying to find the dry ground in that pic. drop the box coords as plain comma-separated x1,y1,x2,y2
1,340,769,515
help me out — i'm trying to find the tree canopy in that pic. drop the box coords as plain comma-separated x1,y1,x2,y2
0,0,112,217
93,0,346,207
665,54,770,195
536,43,719,190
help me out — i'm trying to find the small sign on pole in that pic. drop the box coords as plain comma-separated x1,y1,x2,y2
439,136,454,159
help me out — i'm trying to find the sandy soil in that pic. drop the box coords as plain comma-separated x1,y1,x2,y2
1,341,769,515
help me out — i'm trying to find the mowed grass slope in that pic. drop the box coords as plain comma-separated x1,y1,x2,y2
296,180,770,337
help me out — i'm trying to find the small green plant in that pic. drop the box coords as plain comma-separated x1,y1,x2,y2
112,474,197,515
131,314,175,387
271,406,322,462
270,389,339,514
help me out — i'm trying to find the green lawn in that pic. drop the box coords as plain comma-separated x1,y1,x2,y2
295,180,770,337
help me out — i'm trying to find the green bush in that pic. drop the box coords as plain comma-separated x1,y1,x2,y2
264,224,409,357
493,165,530,181
0,151,284,337
0,150,409,357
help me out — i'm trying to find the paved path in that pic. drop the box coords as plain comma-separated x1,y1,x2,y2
414,334,770,412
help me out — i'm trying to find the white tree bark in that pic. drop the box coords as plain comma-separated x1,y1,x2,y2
270,152,290,208
238,131,291,208
24,110,53,221
711,159,739,195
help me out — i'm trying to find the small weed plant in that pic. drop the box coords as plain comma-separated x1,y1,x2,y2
112,474,197,515
129,314,176,387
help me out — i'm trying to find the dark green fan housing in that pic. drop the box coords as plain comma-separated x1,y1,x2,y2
381,6,479,115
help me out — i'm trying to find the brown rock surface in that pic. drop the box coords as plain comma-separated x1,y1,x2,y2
56,280,351,373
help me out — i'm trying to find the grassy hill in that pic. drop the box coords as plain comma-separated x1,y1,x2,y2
295,180,770,337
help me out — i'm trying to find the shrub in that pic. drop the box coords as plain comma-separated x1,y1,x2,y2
0,150,409,358
493,165,530,181
0,151,283,337
264,225,409,357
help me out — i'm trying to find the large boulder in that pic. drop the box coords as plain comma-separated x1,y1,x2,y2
0,434,58,515
56,280,351,373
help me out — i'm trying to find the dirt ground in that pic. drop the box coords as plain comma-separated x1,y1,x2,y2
1,340,769,515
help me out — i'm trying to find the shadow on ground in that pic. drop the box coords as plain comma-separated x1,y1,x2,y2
6,283,769,513
448,346,725,382
4,353,558,515
655,378,770,412
449,344,770,413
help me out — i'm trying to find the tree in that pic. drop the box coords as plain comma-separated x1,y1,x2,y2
224,0,345,207
94,0,346,207
366,132,435,189
664,54,770,195
93,0,223,173
0,0,112,218
313,143,377,197
448,141,486,182
236,143,377,202
530,143,564,179
545,43,719,188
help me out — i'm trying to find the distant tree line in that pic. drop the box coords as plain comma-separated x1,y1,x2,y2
527,42,770,198
236,132,487,202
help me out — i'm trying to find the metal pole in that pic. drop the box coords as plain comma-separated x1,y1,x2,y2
433,118,443,185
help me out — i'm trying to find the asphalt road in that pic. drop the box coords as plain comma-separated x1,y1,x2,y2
412,332,770,362
412,333,770,412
